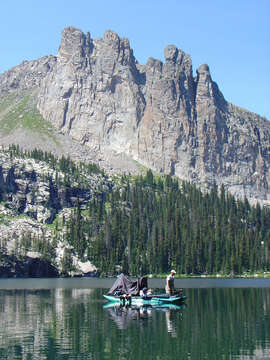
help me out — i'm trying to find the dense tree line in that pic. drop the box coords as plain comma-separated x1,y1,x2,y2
65,170,270,276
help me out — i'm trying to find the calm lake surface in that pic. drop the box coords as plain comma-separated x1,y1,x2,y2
0,278,270,359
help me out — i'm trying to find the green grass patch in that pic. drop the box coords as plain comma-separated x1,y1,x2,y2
0,91,56,139
0,213,11,226
0,92,18,113
46,213,67,233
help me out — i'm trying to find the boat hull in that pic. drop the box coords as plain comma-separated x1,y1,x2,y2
103,294,186,305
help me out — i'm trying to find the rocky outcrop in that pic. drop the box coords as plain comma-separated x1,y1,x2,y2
0,149,110,223
0,148,109,277
1,27,269,205
0,56,56,94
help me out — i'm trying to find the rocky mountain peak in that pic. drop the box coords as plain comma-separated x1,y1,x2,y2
0,27,269,206
103,29,120,45
164,45,186,67
195,63,227,110
164,45,178,63
59,27,90,61
196,63,210,75
57,27,94,70
195,63,214,101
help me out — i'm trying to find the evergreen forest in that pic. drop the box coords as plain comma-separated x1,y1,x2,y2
65,170,270,276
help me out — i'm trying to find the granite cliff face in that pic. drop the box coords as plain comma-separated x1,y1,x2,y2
1,27,269,205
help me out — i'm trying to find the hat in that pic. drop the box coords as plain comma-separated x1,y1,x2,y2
170,270,176,274
142,287,147,292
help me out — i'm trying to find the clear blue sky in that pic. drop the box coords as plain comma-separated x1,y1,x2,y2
1,0,269,119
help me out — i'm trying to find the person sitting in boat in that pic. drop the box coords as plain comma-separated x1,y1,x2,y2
123,293,132,300
139,287,152,300
139,287,148,297
165,270,176,296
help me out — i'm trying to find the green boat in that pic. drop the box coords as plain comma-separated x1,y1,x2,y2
104,273,186,305
103,294,186,305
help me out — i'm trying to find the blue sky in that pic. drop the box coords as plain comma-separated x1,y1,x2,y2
1,0,269,119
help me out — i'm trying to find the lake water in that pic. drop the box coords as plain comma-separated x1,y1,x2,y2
0,278,270,359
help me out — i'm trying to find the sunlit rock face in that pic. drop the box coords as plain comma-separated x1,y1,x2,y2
37,27,145,156
1,26,269,205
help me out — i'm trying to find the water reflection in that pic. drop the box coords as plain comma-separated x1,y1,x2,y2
103,302,186,337
0,288,97,360
0,283,269,359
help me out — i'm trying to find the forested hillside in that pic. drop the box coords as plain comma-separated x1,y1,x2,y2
0,146,269,277
65,170,270,276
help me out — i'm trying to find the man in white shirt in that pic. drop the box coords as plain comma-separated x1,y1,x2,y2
165,270,176,295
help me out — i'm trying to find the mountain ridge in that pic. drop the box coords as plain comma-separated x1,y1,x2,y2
0,26,269,205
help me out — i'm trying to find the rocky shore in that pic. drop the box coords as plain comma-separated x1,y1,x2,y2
0,253,59,278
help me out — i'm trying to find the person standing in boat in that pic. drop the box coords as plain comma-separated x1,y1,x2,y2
165,270,176,295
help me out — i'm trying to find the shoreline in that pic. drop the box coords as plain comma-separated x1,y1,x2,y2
1,272,270,280
151,273,270,279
